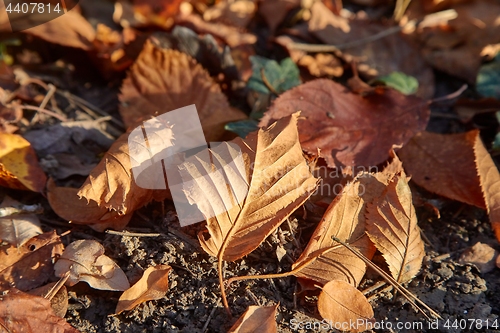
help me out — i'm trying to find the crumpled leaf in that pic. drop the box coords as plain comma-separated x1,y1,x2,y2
308,1,434,98
397,131,486,209
183,113,318,261
260,79,429,170
0,196,42,247
366,173,425,283
318,280,375,333
247,56,301,94
115,265,172,314
23,11,96,50
0,133,47,192
0,288,80,333
119,39,246,141
376,72,419,95
228,304,278,333
54,240,130,291
0,231,64,291
47,178,133,232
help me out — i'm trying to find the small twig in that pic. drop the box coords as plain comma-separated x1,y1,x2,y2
44,271,70,301
31,83,57,125
105,230,162,237
367,284,393,302
20,105,67,122
202,306,218,333
362,280,387,296
430,84,468,105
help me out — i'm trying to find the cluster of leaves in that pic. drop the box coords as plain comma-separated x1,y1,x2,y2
0,0,500,332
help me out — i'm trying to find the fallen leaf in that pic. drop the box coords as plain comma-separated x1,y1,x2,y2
119,39,246,141
28,282,69,318
260,79,430,170
397,131,485,209
0,196,42,247
366,173,425,283
292,176,378,286
186,113,318,261
318,280,375,333
453,98,500,124
307,2,435,98
477,57,500,99
115,265,172,314
176,13,257,47
0,288,80,333
228,304,278,333
376,72,419,95
258,0,300,34
54,240,130,291
247,56,301,94
23,11,96,50
203,0,256,28
0,133,47,192
0,231,64,291
47,178,133,232
459,242,498,274
132,0,182,29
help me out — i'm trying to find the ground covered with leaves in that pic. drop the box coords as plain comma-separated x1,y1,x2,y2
1,0,500,332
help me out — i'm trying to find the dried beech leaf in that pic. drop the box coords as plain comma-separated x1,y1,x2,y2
0,133,47,192
0,288,80,333
186,113,318,261
366,174,425,283
459,242,498,274
23,11,95,50
260,79,429,170
397,131,485,209
318,280,374,333
119,39,246,142
228,304,278,333
292,176,379,287
54,240,130,291
0,196,42,247
47,178,132,232
115,265,172,314
0,231,64,291
474,133,500,242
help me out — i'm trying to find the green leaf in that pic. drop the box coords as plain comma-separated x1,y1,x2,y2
376,72,419,95
247,56,301,94
477,59,500,99
225,119,259,138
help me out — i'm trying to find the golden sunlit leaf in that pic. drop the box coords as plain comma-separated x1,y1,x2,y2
115,265,172,314
318,280,374,333
0,133,47,192
366,173,425,283
228,304,278,333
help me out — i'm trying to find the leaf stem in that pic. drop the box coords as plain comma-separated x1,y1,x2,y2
218,258,231,317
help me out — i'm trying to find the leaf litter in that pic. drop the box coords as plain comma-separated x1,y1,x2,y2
1,0,500,332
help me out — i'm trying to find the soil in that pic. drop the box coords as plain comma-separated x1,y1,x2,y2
50,197,500,333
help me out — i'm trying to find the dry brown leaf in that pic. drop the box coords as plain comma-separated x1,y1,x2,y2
132,0,183,29
119,39,246,141
0,196,42,247
28,282,69,318
47,178,132,232
0,288,80,333
186,113,318,261
203,0,256,28
365,173,425,283
0,231,64,291
228,304,278,333
23,11,96,50
115,265,172,314
397,131,485,208
258,0,300,34
459,242,498,274
176,13,257,47
54,240,130,291
474,133,500,242
292,176,379,287
260,79,429,170
307,2,435,99
0,133,47,192
318,280,375,333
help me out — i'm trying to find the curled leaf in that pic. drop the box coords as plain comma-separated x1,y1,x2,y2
115,265,172,314
54,240,130,291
